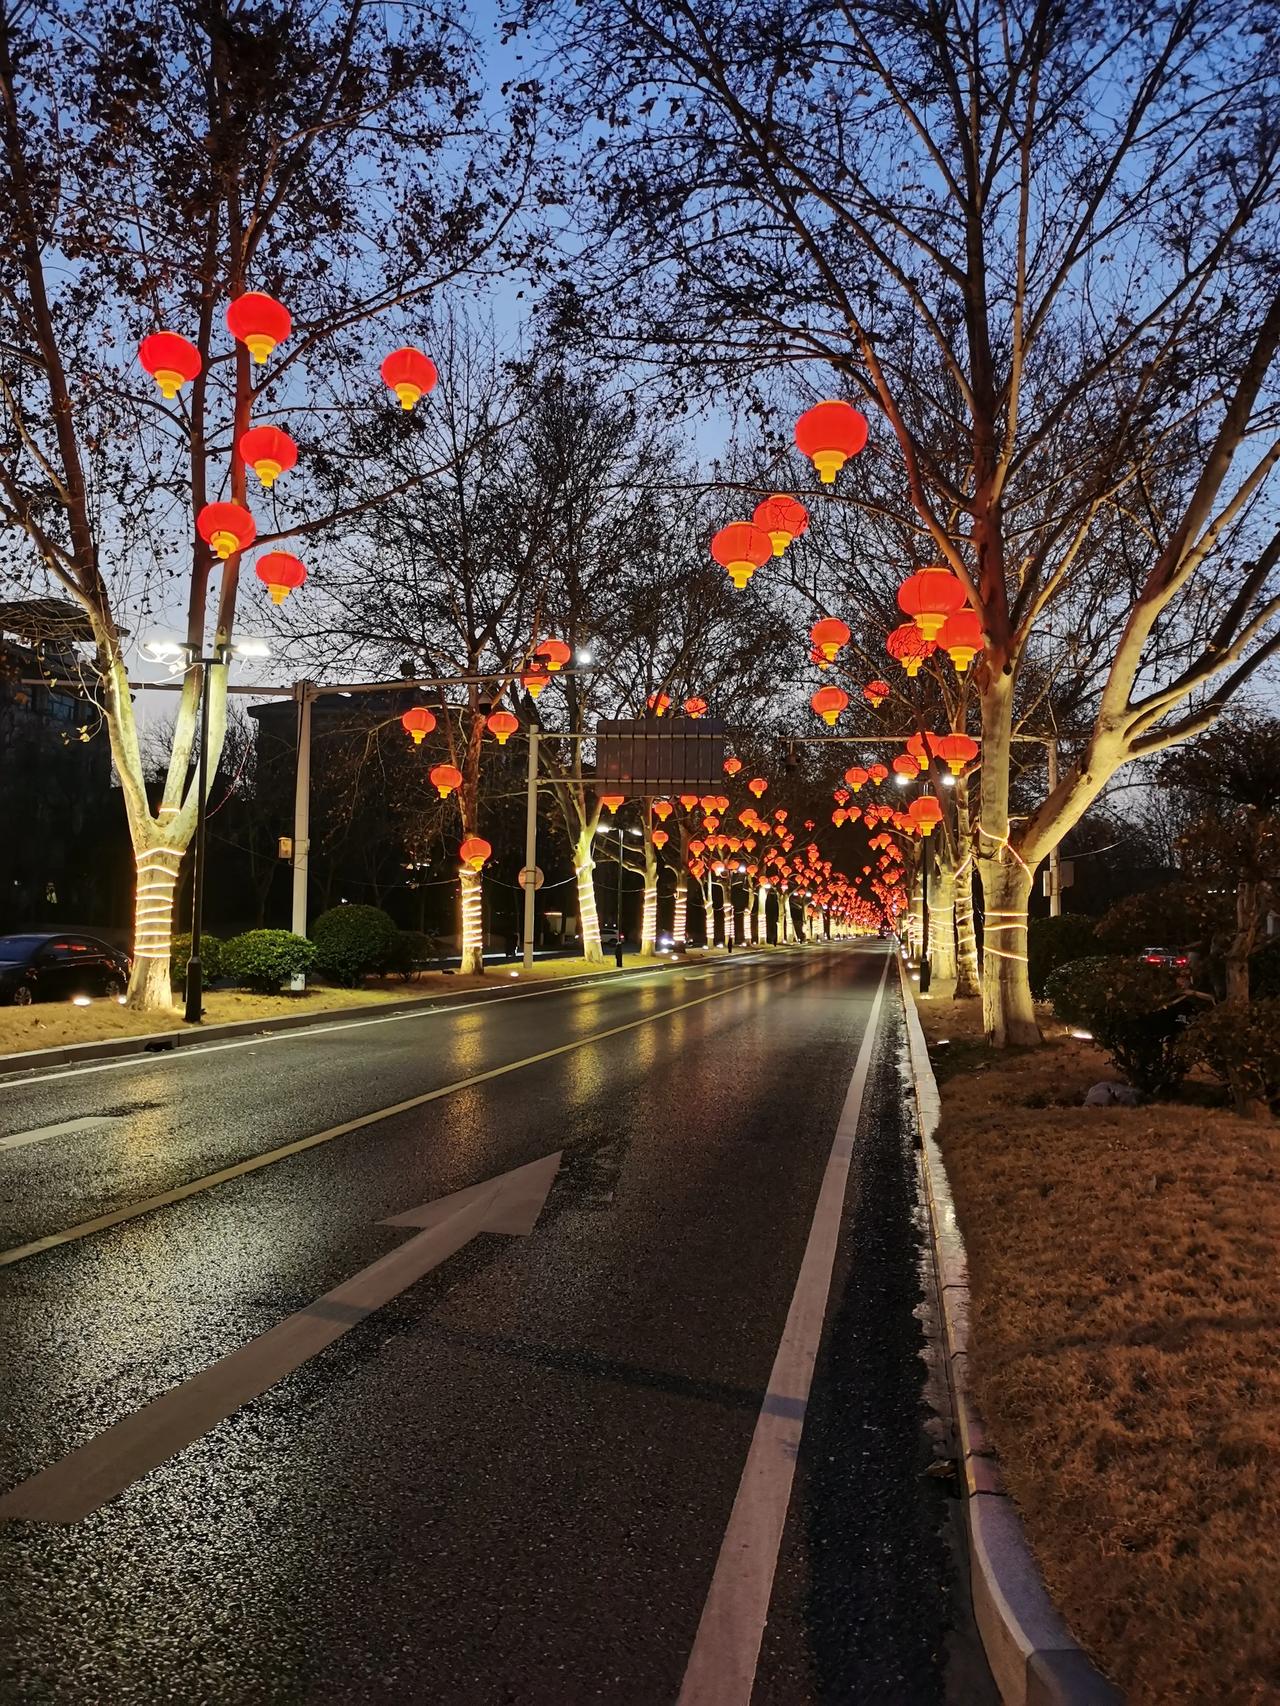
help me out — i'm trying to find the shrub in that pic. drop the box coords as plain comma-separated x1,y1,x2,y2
1094,881,1229,953
384,928,438,979
311,904,398,986
1027,914,1098,999
1249,937,1280,1000
170,933,222,984
221,929,316,994
1045,954,1203,1097
1181,1000,1280,1116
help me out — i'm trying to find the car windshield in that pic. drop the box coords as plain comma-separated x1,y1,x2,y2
0,935,47,960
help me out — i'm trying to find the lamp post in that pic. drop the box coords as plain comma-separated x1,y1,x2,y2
615,823,626,966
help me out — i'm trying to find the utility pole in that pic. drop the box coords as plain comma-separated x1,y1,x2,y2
521,724,539,973
290,681,314,990
183,653,215,1024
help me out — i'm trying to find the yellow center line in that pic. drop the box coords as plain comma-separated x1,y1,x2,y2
0,965,796,1270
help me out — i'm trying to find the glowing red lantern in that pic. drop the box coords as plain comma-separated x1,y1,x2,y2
537,638,572,672
683,696,708,718
652,799,674,822
864,680,890,708
598,791,625,814
380,347,438,410
868,763,888,785
138,332,201,399
938,608,984,672
522,666,549,699
401,706,437,745
487,710,519,746
198,501,255,561
810,617,851,664
886,623,937,678
834,787,850,806
774,808,788,823
909,796,943,836
892,754,919,779
678,793,699,812
844,766,868,792
711,521,773,590
724,756,742,777
935,733,980,775
459,835,492,872
905,733,929,772
647,692,671,716
897,568,967,641
748,776,767,798
794,400,868,484
430,763,463,798
753,494,809,556
254,550,306,604
226,292,291,364
811,685,849,727
652,828,669,850
239,425,298,489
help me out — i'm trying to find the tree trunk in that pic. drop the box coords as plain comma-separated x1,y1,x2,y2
978,859,1040,1045
127,844,183,1010
779,894,791,942
1225,880,1258,1004
755,885,766,944
641,843,658,956
459,867,484,975
672,872,688,949
574,827,604,962
930,849,957,981
953,790,981,999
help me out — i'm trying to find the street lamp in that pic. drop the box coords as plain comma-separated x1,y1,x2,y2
597,821,641,965
143,633,270,1022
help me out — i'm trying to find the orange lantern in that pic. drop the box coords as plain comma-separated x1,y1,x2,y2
938,608,984,671
864,679,890,708
935,732,980,775
868,763,889,785
254,550,306,604
521,666,549,699
239,425,298,489
905,733,929,772
794,400,868,483
909,796,943,836
430,762,463,798
748,776,767,798
380,347,438,410
225,292,291,363
774,808,788,823
810,685,849,727
486,710,519,746
198,501,255,561
401,706,437,745
652,798,674,821
537,638,572,672
646,692,671,716
652,828,669,850
892,754,919,779
752,493,809,556
897,568,967,641
138,332,201,399
886,622,937,678
678,793,699,812
689,838,706,857
724,756,742,777
834,787,850,805
683,696,708,718
703,813,720,832
711,521,773,589
833,808,848,826
459,835,492,871
715,794,729,811
810,616,851,663
844,766,868,792
598,791,624,814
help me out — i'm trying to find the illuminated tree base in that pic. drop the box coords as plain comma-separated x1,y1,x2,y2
459,866,484,976
126,847,182,1011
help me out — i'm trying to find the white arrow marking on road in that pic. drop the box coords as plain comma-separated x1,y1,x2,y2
0,1150,562,1526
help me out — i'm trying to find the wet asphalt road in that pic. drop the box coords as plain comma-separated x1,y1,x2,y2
0,943,991,1704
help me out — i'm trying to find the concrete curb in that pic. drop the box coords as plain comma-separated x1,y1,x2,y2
895,954,1123,1706
0,955,707,1080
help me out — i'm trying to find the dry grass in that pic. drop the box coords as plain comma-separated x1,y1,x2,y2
0,951,697,1058
916,979,1280,1703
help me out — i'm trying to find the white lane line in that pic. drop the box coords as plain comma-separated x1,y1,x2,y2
0,1116,118,1154
0,965,795,1269
676,956,890,1706
0,958,762,1094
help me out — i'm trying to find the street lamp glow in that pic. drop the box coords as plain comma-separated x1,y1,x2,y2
894,772,910,786
940,771,956,787
576,649,593,665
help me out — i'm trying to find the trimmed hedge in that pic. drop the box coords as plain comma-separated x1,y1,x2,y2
1181,999,1280,1116
221,929,316,994
385,928,438,979
1027,914,1098,999
1046,954,1203,1097
170,933,222,985
311,904,398,986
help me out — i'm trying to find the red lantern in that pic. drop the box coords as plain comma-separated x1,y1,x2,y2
652,799,673,821
380,347,438,410
486,709,519,746
689,838,706,857
254,550,306,604
810,685,849,727
897,568,967,642
747,776,767,798
864,679,890,708
239,425,298,489
774,808,788,823
459,835,492,872
844,766,868,792
537,638,572,672
678,793,699,812
794,400,868,483
598,791,625,814
752,494,809,556
699,794,718,812
810,617,851,663
522,666,549,699
711,521,773,590
935,733,980,775
938,608,983,672
868,763,888,785
909,796,943,836
892,754,919,778
430,762,463,798
138,332,201,399
652,828,669,850
834,787,850,806
683,696,708,718
905,733,929,772
646,692,671,716
724,756,742,777
401,706,437,745
886,622,937,678
226,292,291,364
198,501,255,561
703,813,721,832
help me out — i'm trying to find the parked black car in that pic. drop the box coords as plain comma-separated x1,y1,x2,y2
0,933,130,1006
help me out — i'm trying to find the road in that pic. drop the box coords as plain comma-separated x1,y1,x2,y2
0,942,992,1704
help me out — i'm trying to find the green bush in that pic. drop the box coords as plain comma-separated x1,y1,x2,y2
170,933,222,984
1181,1000,1280,1115
221,929,316,994
1094,882,1229,953
311,904,398,986
1027,914,1098,999
384,928,438,979
1045,954,1202,1097
1249,937,1280,1000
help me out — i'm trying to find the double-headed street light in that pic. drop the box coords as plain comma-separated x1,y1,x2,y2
143,633,269,1022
